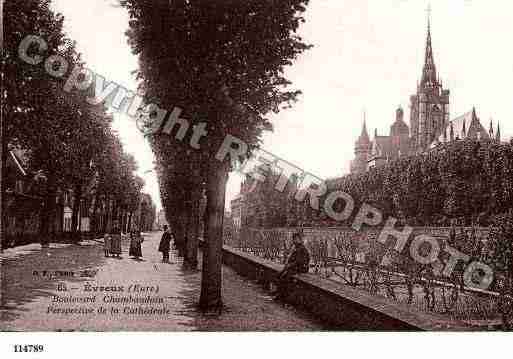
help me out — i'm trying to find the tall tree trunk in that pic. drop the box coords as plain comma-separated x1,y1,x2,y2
102,197,110,234
199,165,228,310
140,210,146,232
0,138,6,251
120,207,126,231
185,188,201,269
40,173,57,247
120,209,126,233
91,192,100,234
0,6,5,252
128,211,133,231
173,214,186,257
112,200,119,229
71,185,82,242
180,212,187,256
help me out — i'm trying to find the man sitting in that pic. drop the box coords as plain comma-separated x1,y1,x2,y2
274,231,310,300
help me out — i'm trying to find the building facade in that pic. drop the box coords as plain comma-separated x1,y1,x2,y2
350,17,501,174
230,193,243,229
4,149,43,247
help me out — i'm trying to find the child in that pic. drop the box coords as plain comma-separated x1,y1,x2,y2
129,230,144,259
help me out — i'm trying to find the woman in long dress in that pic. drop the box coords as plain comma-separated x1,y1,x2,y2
103,234,112,257
129,230,143,259
110,227,122,258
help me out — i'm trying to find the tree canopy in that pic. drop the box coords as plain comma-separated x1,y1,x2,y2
122,0,311,308
2,0,152,241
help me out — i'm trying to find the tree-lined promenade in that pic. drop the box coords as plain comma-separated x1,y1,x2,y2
4,0,513,334
2,0,312,312
121,0,312,309
1,0,154,248
1,233,324,331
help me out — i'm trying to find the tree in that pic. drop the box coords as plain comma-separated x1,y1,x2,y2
3,0,66,245
1,0,5,251
123,0,311,309
3,1,147,244
257,139,513,228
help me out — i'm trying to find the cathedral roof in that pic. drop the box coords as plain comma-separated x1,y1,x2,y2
438,108,490,143
370,135,393,159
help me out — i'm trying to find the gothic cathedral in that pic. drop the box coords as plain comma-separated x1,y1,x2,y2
350,16,501,174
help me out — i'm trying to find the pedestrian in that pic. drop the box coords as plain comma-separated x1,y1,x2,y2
129,230,144,260
158,225,173,263
110,226,122,258
103,233,112,257
274,231,310,300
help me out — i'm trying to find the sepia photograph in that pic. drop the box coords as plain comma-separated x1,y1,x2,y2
1,0,513,355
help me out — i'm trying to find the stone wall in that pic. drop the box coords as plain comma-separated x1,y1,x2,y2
220,244,469,330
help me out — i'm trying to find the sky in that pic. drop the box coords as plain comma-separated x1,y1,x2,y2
50,0,513,211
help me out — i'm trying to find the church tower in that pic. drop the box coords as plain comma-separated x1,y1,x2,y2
409,11,450,151
350,116,371,174
390,106,410,157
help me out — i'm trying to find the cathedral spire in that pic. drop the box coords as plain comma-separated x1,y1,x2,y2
361,112,369,139
421,4,438,88
357,114,370,144
496,122,501,142
489,118,494,137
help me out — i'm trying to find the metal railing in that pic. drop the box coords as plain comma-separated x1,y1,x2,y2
224,226,511,329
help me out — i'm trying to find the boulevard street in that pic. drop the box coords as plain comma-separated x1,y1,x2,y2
0,232,324,331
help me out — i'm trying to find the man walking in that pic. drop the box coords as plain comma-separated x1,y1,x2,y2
158,225,173,263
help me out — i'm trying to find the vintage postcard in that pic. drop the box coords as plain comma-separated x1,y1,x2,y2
2,0,513,346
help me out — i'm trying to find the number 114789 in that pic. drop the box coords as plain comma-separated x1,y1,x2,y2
13,345,44,353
